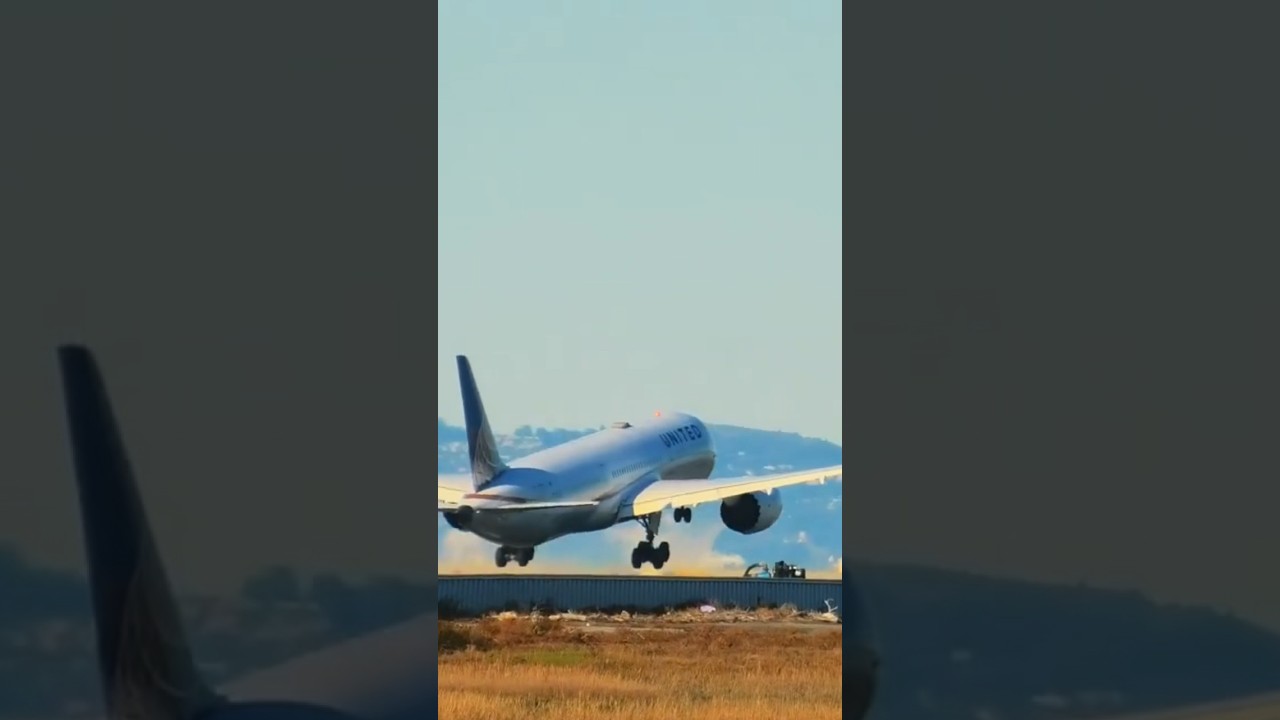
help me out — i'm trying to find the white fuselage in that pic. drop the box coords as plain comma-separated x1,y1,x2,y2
461,412,716,547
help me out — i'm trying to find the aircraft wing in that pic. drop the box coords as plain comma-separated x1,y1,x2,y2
621,465,842,519
449,501,599,512
437,474,598,513
438,474,469,508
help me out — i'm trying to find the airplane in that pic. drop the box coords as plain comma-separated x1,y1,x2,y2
438,356,843,570
55,344,436,720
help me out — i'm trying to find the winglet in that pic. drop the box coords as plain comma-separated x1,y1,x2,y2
57,345,223,719
456,355,506,490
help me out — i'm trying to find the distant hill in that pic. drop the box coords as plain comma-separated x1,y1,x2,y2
438,418,844,572
3,546,1280,719
853,561,1280,719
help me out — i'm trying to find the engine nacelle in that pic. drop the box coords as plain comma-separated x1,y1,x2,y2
442,506,474,532
719,490,783,535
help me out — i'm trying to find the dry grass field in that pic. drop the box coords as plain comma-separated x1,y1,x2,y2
438,616,843,719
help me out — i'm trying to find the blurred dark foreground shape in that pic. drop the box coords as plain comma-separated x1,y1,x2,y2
56,344,438,720
845,572,880,718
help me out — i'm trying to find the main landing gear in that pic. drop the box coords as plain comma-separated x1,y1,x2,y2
495,546,534,568
631,512,671,570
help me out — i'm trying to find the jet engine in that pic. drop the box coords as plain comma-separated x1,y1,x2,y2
442,506,474,532
719,490,783,535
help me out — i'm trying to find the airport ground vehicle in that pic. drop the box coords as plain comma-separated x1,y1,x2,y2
743,560,808,579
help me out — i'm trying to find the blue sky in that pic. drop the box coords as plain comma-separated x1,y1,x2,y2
438,1,842,443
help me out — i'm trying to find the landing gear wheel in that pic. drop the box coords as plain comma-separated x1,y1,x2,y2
674,507,692,523
630,540,672,570
652,541,670,569
631,513,672,570
496,545,534,568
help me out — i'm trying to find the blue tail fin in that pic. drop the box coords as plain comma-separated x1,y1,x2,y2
456,355,505,490
57,345,223,718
